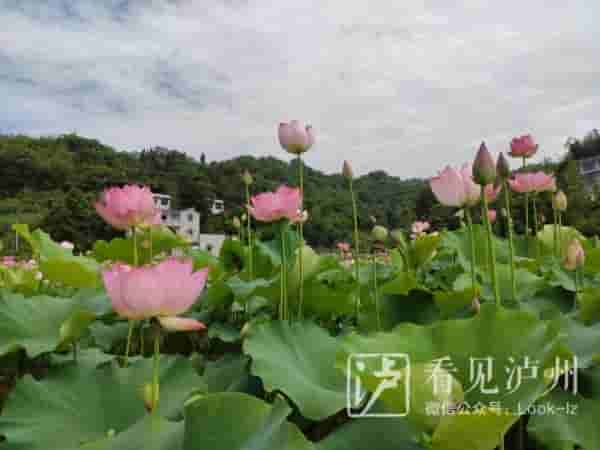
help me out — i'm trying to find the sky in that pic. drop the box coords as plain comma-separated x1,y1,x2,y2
1,0,599,178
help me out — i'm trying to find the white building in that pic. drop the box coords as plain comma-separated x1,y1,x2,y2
153,194,201,244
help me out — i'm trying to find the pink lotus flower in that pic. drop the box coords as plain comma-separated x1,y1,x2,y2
248,185,302,222
430,164,481,208
509,135,538,158
60,241,74,250
102,257,208,331
487,209,497,224
508,172,556,194
1,256,16,267
564,239,585,271
95,185,160,230
484,184,501,203
278,121,315,155
337,242,351,252
411,221,431,239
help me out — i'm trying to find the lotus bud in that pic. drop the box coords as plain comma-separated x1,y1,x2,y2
372,225,389,242
564,239,585,271
473,142,496,186
390,229,405,244
141,382,159,412
369,215,377,224
471,297,481,314
487,209,497,224
553,190,567,212
232,217,241,230
496,152,511,179
242,170,253,186
241,213,248,222
342,160,354,179
278,121,314,155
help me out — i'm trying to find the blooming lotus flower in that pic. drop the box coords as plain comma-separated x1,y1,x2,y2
564,239,585,271
411,221,431,239
60,241,74,250
102,257,208,331
95,185,159,230
509,135,538,158
278,121,315,155
508,172,556,194
1,256,16,267
248,185,302,222
337,242,351,252
487,209,497,224
430,164,481,208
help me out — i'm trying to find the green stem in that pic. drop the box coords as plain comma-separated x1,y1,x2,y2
280,227,288,321
465,208,477,297
553,207,558,260
523,157,529,239
558,212,563,258
574,268,580,312
140,321,145,356
373,254,381,331
124,320,134,366
297,155,305,320
349,179,361,320
152,328,160,414
132,227,138,266
482,187,500,306
533,195,540,263
503,181,517,302
245,185,253,280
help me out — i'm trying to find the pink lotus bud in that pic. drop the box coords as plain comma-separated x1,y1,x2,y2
95,185,159,230
487,209,497,224
553,190,568,212
278,121,314,155
509,135,538,159
292,210,309,224
372,225,389,242
496,152,511,179
411,221,431,238
430,164,480,208
564,239,585,271
473,142,496,186
102,258,208,328
242,170,253,186
342,160,354,179
1,256,17,267
484,183,501,203
508,172,556,194
60,241,74,250
248,185,302,223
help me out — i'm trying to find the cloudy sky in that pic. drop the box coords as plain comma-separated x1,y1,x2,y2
1,0,598,178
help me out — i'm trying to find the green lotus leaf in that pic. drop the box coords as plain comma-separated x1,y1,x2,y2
183,393,314,450
243,321,346,420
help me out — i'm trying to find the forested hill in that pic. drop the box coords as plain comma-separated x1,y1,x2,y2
0,133,425,249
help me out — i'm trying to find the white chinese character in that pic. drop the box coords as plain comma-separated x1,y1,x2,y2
466,357,499,394
425,356,457,396
505,356,540,394
542,356,579,396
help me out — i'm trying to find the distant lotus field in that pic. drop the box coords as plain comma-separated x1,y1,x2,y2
0,124,598,450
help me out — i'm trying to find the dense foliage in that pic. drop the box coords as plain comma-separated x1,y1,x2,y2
0,134,423,251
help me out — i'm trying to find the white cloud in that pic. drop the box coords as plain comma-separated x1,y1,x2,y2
0,0,598,177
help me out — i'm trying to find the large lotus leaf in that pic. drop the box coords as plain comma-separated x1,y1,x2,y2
442,225,510,270
553,316,600,369
93,415,184,450
380,272,419,296
202,353,261,394
578,287,600,324
411,233,442,269
12,224,72,260
243,321,346,420
0,353,205,449
529,389,600,450
340,304,566,416
431,408,518,450
92,226,188,265
0,293,96,357
317,414,423,450
433,288,477,318
183,393,314,450
40,255,101,289
492,264,544,303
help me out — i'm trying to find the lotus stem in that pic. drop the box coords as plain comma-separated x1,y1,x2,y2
503,180,517,301
297,155,305,320
280,227,288,321
373,254,381,331
482,187,500,306
124,320,134,366
349,178,361,320
522,157,529,239
465,208,477,298
245,184,254,279
553,207,558,259
533,195,540,263
152,326,161,414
